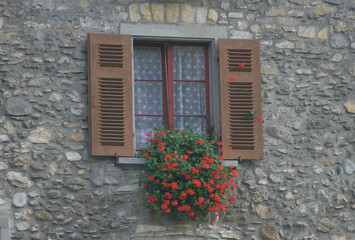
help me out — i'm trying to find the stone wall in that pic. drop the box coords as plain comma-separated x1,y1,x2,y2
0,0,354,239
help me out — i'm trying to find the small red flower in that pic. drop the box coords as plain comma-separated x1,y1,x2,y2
214,130,219,134
164,154,172,160
196,138,203,144
178,192,187,200
186,150,193,154
258,116,264,122
220,148,225,153
143,183,149,187
171,182,178,190
146,138,150,142
217,141,222,145
165,192,172,199
186,188,195,196
157,142,164,147
229,76,236,81
183,155,188,160
192,179,201,188
188,210,195,217
179,129,184,133
218,156,224,161
139,203,143,207
171,200,178,206
148,176,154,180
146,132,152,136
192,166,199,175
211,220,215,226
238,62,245,67
158,148,164,152
161,204,168,210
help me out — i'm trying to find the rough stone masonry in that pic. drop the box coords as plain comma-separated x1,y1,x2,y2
0,0,354,239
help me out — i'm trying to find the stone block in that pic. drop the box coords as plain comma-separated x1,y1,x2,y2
297,26,316,38
344,100,355,113
181,4,195,23
129,4,141,22
167,4,179,23
140,3,152,21
151,3,164,22
317,27,328,39
229,12,243,18
315,5,336,16
330,34,348,49
266,7,285,17
208,9,218,23
28,127,51,143
196,7,207,24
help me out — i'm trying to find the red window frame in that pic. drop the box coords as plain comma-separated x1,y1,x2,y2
134,42,210,147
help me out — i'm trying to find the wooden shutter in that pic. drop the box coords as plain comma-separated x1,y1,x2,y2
219,39,263,160
88,33,134,156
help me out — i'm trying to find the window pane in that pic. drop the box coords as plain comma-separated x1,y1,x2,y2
173,46,205,80
174,81,206,115
134,47,162,80
174,116,207,133
135,81,164,114
135,116,164,149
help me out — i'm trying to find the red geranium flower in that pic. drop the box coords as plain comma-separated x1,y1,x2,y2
196,138,203,144
171,182,178,190
188,211,195,217
192,179,201,188
229,76,236,81
258,116,264,122
192,166,199,175
165,192,172,199
220,148,225,153
148,176,154,180
178,192,187,200
186,188,195,195
238,62,245,67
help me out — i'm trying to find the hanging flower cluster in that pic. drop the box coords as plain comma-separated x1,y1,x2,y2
139,126,238,223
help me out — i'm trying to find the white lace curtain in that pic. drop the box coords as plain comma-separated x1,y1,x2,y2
134,46,206,149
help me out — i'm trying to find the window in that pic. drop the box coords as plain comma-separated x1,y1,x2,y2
87,33,263,160
134,43,209,149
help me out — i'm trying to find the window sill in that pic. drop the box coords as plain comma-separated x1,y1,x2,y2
116,157,238,167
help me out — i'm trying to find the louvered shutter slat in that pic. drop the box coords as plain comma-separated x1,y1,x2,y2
88,33,133,156
219,39,263,160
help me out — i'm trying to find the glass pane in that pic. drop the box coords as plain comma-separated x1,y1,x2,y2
174,116,207,133
174,82,206,115
173,46,205,80
135,116,165,149
134,46,162,80
135,81,164,114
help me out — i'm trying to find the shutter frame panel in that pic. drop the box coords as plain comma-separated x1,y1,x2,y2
88,33,134,156
219,39,263,160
